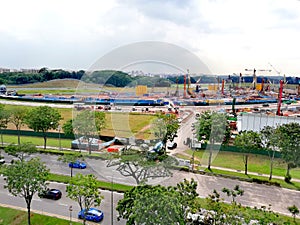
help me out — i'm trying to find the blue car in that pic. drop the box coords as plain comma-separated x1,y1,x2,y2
78,208,104,222
68,161,87,169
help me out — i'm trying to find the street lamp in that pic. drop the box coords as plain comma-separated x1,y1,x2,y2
58,125,62,150
69,205,73,225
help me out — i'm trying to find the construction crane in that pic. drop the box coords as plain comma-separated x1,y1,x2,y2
268,63,288,86
268,62,281,75
277,80,284,116
245,68,272,90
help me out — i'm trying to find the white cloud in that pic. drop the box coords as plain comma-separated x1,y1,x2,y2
0,0,300,75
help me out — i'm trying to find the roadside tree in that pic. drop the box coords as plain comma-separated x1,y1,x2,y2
9,107,27,145
234,130,262,175
5,142,37,161
72,110,106,154
260,126,280,180
66,173,103,225
277,122,300,182
24,106,62,149
196,111,230,170
3,157,49,225
107,150,176,185
152,113,180,154
0,104,10,146
117,179,198,225
62,118,73,135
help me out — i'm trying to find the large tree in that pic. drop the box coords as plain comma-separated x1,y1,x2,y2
3,157,49,225
9,107,27,145
196,111,230,170
277,122,300,182
234,130,262,175
72,110,106,154
260,126,280,180
107,150,176,185
152,113,180,154
24,106,62,149
66,173,103,225
117,179,198,225
0,104,10,146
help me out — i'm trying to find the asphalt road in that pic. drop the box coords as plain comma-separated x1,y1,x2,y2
1,101,300,221
2,149,300,217
0,176,126,225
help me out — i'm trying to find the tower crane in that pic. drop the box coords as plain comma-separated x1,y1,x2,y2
245,68,272,90
268,62,281,75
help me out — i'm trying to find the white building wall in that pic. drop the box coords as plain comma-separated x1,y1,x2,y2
237,113,300,132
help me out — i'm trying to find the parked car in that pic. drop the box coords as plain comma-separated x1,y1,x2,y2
38,188,62,200
78,208,104,222
167,142,177,150
69,161,87,169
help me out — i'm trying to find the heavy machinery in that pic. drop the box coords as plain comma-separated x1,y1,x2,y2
276,80,284,116
245,68,272,90
186,69,196,98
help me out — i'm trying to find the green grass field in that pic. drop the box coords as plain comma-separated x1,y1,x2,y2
0,205,82,225
183,149,300,180
2,104,157,138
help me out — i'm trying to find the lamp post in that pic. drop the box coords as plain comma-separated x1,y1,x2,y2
69,205,73,225
58,125,62,150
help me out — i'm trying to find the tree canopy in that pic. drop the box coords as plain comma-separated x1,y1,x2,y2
117,179,198,225
3,158,49,225
66,173,103,225
234,130,262,175
25,106,62,149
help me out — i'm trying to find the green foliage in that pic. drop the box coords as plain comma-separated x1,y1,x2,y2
117,179,198,225
0,104,9,146
221,185,244,203
110,151,175,184
152,113,180,153
206,188,294,224
277,122,300,179
288,204,299,222
66,173,103,224
4,142,37,161
0,205,83,225
8,107,27,145
0,69,84,85
234,130,262,175
25,106,62,149
72,110,106,154
82,70,172,87
62,119,74,135
196,110,231,144
3,157,49,225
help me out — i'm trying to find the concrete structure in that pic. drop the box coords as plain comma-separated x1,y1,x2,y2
237,113,300,132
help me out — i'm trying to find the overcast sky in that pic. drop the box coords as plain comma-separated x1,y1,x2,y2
1,0,300,76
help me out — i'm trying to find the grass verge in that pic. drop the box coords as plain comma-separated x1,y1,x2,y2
0,205,82,225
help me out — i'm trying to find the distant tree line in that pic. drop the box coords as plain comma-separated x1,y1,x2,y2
0,67,298,86
0,68,85,85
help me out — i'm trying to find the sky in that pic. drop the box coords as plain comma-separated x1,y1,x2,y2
1,0,300,76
